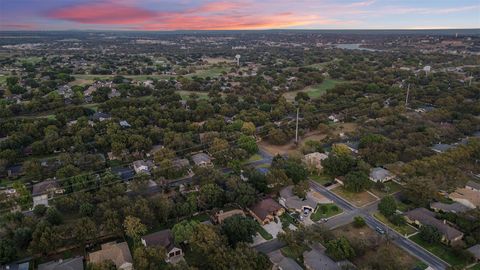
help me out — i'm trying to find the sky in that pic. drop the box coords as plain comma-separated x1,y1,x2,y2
0,0,479,31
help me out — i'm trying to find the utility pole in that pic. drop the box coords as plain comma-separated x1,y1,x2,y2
405,84,410,108
295,107,299,144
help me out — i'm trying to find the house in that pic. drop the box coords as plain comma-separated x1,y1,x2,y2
449,187,480,209
430,202,470,214
38,256,84,270
279,186,318,214
88,242,133,270
303,152,328,172
249,198,284,225
268,250,303,270
466,181,480,192
404,208,463,244
191,152,213,167
303,244,353,270
141,229,183,263
57,85,73,99
91,112,111,122
369,167,395,183
7,164,23,177
133,160,150,174
0,261,30,270
213,209,245,224
111,167,135,181
328,113,343,123
431,143,454,154
467,244,480,262
32,180,64,207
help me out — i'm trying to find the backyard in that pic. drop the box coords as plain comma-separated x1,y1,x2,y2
373,212,417,236
369,181,403,198
283,79,346,102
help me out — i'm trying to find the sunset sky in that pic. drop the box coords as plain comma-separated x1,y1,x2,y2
0,0,479,31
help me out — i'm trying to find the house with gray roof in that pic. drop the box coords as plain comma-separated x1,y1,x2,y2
431,143,454,154
279,186,318,213
32,180,64,207
467,244,480,262
141,229,183,263
369,167,395,183
191,152,212,167
38,256,84,270
405,208,463,245
430,202,470,214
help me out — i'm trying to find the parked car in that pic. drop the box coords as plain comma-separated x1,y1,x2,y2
376,226,385,234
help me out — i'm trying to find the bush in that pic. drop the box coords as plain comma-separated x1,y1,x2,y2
388,214,406,226
33,204,47,217
353,216,366,228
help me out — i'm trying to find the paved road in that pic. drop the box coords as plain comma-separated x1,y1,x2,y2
309,180,449,270
254,239,286,254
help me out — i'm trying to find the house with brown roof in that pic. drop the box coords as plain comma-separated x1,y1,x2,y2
141,229,183,263
449,187,480,209
248,198,284,225
303,152,328,172
32,180,64,207
88,242,133,270
404,208,463,245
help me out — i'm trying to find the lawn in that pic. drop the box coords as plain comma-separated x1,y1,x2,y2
243,153,263,164
369,181,403,198
410,234,468,267
177,90,210,100
311,203,342,222
281,246,308,267
280,212,298,229
256,223,273,240
186,66,227,78
331,186,378,207
310,174,333,186
283,79,345,102
373,212,417,236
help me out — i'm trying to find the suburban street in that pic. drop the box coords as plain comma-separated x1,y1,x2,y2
309,180,449,270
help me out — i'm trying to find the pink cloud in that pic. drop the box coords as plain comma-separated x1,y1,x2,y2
47,2,155,24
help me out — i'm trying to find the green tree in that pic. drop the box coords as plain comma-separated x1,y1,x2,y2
133,245,166,270
344,171,371,193
221,215,258,247
353,216,366,228
0,239,16,264
198,183,224,209
325,237,356,261
172,220,200,244
123,216,147,242
238,135,258,155
378,196,397,217
46,207,63,225
419,225,442,244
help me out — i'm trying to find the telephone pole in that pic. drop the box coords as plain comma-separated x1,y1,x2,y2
405,84,410,108
295,107,299,144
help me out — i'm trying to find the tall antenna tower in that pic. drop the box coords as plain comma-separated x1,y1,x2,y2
235,54,241,67
295,107,300,144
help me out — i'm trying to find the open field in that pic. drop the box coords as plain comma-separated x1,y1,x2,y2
283,79,346,102
373,212,417,236
310,174,333,186
333,223,420,269
186,66,228,78
259,122,358,157
203,57,235,64
331,186,378,207
369,181,404,198
410,234,468,267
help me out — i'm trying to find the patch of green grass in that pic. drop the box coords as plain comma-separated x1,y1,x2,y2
280,213,298,229
310,174,333,186
414,261,429,270
243,154,262,164
187,66,227,78
373,212,417,236
410,234,469,267
281,246,308,268
189,212,210,223
283,79,346,102
370,181,403,198
311,203,342,222
470,263,480,270
256,223,273,240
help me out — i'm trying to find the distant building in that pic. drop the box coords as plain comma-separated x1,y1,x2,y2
449,187,480,209
0,261,30,270
467,244,480,262
303,152,328,172
431,143,454,154
133,160,151,174
111,167,135,181
88,242,133,270
279,186,319,214
119,120,131,128
430,202,470,214
141,229,184,263
91,112,111,122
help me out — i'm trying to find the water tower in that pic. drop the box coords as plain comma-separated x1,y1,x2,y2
235,54,241,66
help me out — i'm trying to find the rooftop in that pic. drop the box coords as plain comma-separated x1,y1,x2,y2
404,208,463,241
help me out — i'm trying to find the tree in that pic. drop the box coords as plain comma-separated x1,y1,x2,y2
241,122,256,135
133,245,166,270
74,217,97,253
33,204,47,217
221,215,258,247
12,182,31,210
283,158,308,184
46,207,63,225
238,135,258,155
325,237,356,261
419,225,442,244
343,171,371,193
388,214,406,226
378,196,397,217
292,181,309,199
172,220,200,244
124,216,147,242
13,227,32,250
225,179,257,207
332,144,351,156
227,243,271,270
198,183,224,209
322,154,357,177
353,216,366,228
0,239,16,264
79,203,95,217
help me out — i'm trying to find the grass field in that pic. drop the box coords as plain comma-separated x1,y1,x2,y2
310,174,333,186
283,79,345,102
373,212,417,236
256,223,273,240
410,234,468,267
331,186,378,207
243,153,263,164
311,203,342,221
186,66,228,78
